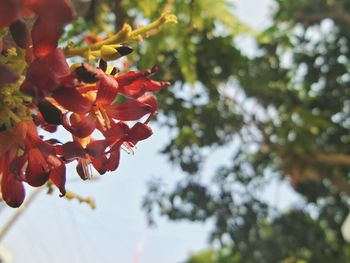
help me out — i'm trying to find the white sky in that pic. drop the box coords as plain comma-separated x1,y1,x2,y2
0,1,290,263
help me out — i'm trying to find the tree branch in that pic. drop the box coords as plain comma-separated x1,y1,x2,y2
314,153,350,166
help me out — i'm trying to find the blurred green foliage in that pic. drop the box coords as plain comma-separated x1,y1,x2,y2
67,0,350,262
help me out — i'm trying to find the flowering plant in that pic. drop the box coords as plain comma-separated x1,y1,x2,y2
0,0,176,208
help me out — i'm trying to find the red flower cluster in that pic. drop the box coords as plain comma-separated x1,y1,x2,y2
0,0,170,207
0,0,75,57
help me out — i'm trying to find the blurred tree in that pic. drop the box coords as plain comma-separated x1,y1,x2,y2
67,0,350,262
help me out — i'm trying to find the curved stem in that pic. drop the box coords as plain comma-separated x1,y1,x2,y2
63,12,177,58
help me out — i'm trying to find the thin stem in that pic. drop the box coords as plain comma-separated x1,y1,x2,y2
0,188,43,242
64,12,177,58
6,109,21,123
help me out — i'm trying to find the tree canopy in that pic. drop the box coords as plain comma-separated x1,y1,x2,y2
97,0,350,262
3,0,349,261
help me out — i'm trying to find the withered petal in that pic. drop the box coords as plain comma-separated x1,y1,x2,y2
74,63,101,83
10,19,31,49
38,99,62,125
9,155,26,179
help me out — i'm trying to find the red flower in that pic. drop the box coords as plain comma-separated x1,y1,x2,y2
21,49,73,98
0,139,25,208
21,49,92,114
29,0,76,57
0,0,75,56
62,72,154,138
60,120,152,180
60,134,121,180
0,0,171,208
0,120,66,207
116,66,170,99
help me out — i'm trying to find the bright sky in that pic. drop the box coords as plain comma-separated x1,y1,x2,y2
0,1,291,263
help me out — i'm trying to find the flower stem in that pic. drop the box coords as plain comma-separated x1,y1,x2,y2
63,12,177,59
6,109,21,123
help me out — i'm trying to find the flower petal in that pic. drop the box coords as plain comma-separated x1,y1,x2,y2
62,141,86,160
76,160,92,180
1,171,25,208
137,93,158,113
25,148,49,187
126,122,153,143
21,49,71,98
95,73,119,105
9,154,26,179
29,0,75,24
52,87,93,114
30,0,75,57
48,157,66,196
119,79,170,99
20,58,58,98
91,148,120,174
86,140,110,158
62,113,97,138
101,121,129,139
106,147,121,172
31,18,61,58
115,69,151,86
0,133,16,156
41,49,71,78
0,0,21,27
91,155,108,175
118,78,146,98
106,100,152,121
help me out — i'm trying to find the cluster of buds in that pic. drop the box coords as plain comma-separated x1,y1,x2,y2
0,0,176,207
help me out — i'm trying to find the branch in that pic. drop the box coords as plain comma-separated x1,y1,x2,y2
0,188,43,242
294,0,350,25
314,153,350,166
114,0,127,31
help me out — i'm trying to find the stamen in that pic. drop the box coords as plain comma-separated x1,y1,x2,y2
81,158,93,179
95,108,106,130
100,107,111,129
94,106,111,131
121,142,135,155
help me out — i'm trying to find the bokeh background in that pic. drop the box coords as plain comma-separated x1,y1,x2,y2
2,0,350,262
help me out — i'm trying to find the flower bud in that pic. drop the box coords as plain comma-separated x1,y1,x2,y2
100,45,132,61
